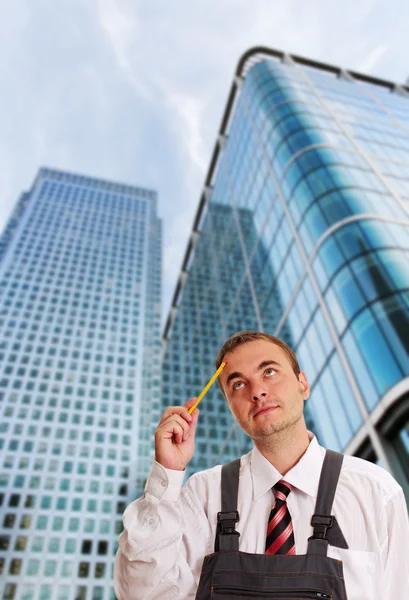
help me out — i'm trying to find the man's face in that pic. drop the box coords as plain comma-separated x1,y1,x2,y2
219,340,310,442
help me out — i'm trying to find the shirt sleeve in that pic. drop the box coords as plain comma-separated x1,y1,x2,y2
381,487,409,597
114,461,213,600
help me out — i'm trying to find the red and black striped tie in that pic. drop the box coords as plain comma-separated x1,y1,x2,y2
265,480,296,555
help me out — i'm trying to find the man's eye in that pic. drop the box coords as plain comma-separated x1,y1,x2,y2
233,381,244,390
265,368,276,377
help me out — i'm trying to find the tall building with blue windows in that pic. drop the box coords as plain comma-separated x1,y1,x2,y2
0,168,162,600
162,48,409,498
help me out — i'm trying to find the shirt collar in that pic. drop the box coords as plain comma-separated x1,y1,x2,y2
250,433,326,500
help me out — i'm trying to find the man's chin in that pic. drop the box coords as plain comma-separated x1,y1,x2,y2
248,420,287,439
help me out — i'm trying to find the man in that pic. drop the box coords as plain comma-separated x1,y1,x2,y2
114,331,409,599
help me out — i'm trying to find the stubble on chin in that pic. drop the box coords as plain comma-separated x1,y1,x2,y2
249,418,287,441
248,406,305,445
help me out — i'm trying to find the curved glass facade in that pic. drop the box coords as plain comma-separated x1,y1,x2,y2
163,51,409,491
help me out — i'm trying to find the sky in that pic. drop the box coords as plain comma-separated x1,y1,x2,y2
1,0,409,323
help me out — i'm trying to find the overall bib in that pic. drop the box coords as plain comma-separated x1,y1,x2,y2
195,449,349,599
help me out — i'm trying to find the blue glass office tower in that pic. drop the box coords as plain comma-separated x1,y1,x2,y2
162,48,409,497
0,168,162,600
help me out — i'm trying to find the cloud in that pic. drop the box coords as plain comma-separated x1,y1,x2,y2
1,0,409,321
358,43,388,74
166,91,207,173
97,0,139,70
96,0,153,101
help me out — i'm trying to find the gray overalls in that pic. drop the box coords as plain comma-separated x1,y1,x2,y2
195,449,349,599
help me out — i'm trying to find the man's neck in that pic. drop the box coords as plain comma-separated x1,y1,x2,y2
254,425,311,475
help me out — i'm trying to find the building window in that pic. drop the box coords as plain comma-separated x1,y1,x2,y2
56,497,67,510
93,586,104,599
89,481,99,493
20,585,35,600
78,561,89,577
8,494,20,507
72,498,82,511
61,560,73,577
3,514,15,528
97,540,108,555
41,496,52,509
63,461,73,473
59,479,70,491
55,586,69,600
31,537,44,552
75,587,86,600
51,516,63,531
24,553,39,577
9,558,22,574
36,515,47,530
14,535,27,551
69,518,79,532
44,560,57,576
94,562,106,578
87,498,97,512
25,495,35,508
3,584,17,600
84,518,95,533
99,520,110,534
64,538,76,553
48,538,60,553
39,585,52,600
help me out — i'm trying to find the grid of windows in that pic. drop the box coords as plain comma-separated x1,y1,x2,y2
0,168,161,599
162,52,409,489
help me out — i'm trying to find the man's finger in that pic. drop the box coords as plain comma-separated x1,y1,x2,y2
159,405,193,425
184,397,198,410
159,413,191,438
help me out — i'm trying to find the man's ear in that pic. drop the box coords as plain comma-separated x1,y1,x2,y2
298,371,310,400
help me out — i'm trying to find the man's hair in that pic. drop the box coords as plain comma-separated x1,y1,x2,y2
215,331,301,392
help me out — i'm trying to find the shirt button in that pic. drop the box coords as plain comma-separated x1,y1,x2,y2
160,480,166,487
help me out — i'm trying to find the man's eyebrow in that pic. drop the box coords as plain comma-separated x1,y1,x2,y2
225,360,280,385
226,371,243,385
257,360,280,370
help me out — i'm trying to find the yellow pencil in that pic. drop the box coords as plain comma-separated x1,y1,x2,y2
188,361,227,414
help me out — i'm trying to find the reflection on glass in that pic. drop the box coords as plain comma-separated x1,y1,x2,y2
309,380,341,451
351,308,402,397
333,266,366,319
342,330,378,410
392,417,409,482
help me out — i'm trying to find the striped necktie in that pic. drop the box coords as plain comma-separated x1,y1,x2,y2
265,480,296,555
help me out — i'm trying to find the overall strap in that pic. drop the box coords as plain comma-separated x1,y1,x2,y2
307,449,349,556
215,458,241,552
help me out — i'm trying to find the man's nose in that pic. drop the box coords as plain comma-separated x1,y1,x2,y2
252,390,268,402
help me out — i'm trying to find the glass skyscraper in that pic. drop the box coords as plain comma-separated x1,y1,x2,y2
162,48,409,498
0,168,162,600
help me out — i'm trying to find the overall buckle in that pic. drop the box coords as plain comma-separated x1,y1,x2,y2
308,514,334,541
217,511,239,534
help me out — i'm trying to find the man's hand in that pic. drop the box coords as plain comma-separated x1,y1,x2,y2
154,398,200,471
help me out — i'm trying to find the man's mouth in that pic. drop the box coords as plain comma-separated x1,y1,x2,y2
253,405,278,418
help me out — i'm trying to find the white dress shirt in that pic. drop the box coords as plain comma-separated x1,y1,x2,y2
114,435,409,600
